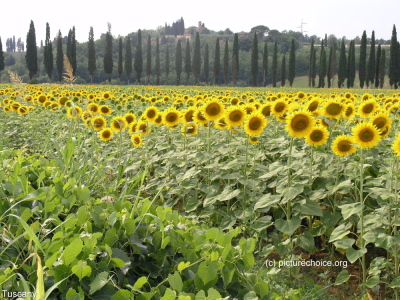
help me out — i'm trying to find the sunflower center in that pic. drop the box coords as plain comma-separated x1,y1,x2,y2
103,131,111,138
230,111,243,122
262,106,271,116
147,110,156,118
338,141,351,152
345,107,353,116
359,129,374,142
167,113,177,122
308,102,318,112
326,103,342,116
126,116,134,123
206,104,220,116
311,131,323,142
291,115,309,131
362,104,374,114
373,118,386,129
249,118,261,130
275,103,285,112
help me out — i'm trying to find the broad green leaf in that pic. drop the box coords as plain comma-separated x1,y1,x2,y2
207,288,222,299
104,228,118,247
72,261,92,280
197,261,218,285
178,261,190,272
9,214,44,253
111,290,132,300
294,200,323,217
195,290,206,300
282,184,304,201
365,276,380,288
89,271,109,294
346,247,367,264
160,288,176,300
168,271,183,293
205,228,220,240
338,203,363,220
329,223,351,242
243,291,258,300
389,276,400,288
333,238,355,250
251,216,273,232
275,217,301,235
63,238,83,266
254,193,281,210
66,289,84,300
133,276,148,290
335,270,351,285
297,231,315,253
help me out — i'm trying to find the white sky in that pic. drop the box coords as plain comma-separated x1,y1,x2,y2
1,0,399,44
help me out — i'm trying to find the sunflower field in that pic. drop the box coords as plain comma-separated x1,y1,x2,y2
1,84,400,299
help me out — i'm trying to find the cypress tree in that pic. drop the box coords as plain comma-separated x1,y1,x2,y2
192,32,201,84
338,38,347,88
184,39,191,84
281,54,286,87
56,30,63,82
389,25,398,88
262,43,268,87
88,26,96,84
175,39,182,85
134,29,143,84
67,29,72,64
165,45,170,83
232,33,239,86
311,48,317,87
155,37,160,85
223,39,229,85
204,43,209,85
44,22,53,81
374,43,381,88
272,41,278,87
71,27,77,76
327,46,333,88
367,31,376,87
0,38,4,83
103,24,113,83
288,39,295,87
359,30,367,88
125,36,132,84
25,20,38,80
308,38,315,87
118,37,123,81
251,31,258,86
347,40,356,88
379,48,386,88
318,41,325,88
146,35,151,84
214,38,220,85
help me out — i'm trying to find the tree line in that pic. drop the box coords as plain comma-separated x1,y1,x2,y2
0,20,398,88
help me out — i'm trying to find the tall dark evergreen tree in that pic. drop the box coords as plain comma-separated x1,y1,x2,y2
251,32,258,86
359,30,367,88
232,33,239,86
0,38,4,83
125,36,132,84
379,48,386,88
272,41,278,87
318,41,325,88
175,39,182,85
223,39,229,85
389,25,399,88
134,29,143,84
118,37,123,81
281,55,286,87
311,48,317,87
288,39,295,87
103,24,113,83
347,40,356,88
165,45,170,83
43,22,53,81
375,43,381,88
184,39,191,84
204,43,209,85
71,27,77,76
25,20,38,80
308,38,315,87
146,35,151,84
88,26,96,83
155,37,160,85
213,38,220,85
367,31,376,87
67,29,72,65
56,30,63,82
327,47,334,88
192,32,201,84
262,43,268,87
338,38,347,88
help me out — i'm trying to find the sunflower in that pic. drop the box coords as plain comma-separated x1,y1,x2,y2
332,135,357,156
81,111,93,122
248,136,260,144
358,100,378,118
67,106,82,119
162,108,181,127
181,124,198,135
371,113,392,138
91,116,107,131
110,116,128,132
181,109,195,123
124,113,136,125
215,118,228,130
17,106,29,115
192,109,208,126
99,105,112,116
305,99,320,113
202,100,225,121
271,100,288,117
99,128,113,142
352,122,381,149
259,103,272,117
243,111,268,136
87,103,99,114
3,106,10,113
37,95,47,104
103,91,111,100
343,104,356,119
136,121,150,136
297,91,306,100
392,133,400,157
285,110,315,138
225,106,246,127
305,126,329,147
10,102,20,112
143,106,159,123
322,101,343,119
131,135,143,148
154,114,163,126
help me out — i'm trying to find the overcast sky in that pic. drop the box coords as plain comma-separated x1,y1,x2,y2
1,0,399,44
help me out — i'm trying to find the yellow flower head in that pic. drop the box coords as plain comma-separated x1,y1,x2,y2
285,110,315,138
99,128,113,141
203,100,225,121
332,135,356,156
243,111,268,136
351,122,381,149
110,116,128,132
305,126,329,147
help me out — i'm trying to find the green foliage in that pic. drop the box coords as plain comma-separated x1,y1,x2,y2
43,22,53,81
103,26,113,83
56,30,63,82
251,32,258,86
288,39,295,87
338,38,347,88
367,31,376,87
213,38,220,85
192,33,201,84
25,20,37,80
156,37,160,85
88,27,96,83
184,39,191,84
347,40,356,88
203,43,209,84
146,35,152,84
272,41,278,87
359,30,367,88
118,37,123,81
175,39,182,85
134,29,143,84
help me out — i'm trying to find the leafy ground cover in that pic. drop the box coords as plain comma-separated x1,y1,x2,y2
1,84,400,299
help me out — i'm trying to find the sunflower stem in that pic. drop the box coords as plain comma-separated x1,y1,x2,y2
393,156,399,299
359,148,366,297
207,121,211,186
286,137,295,220
243,135,249,212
